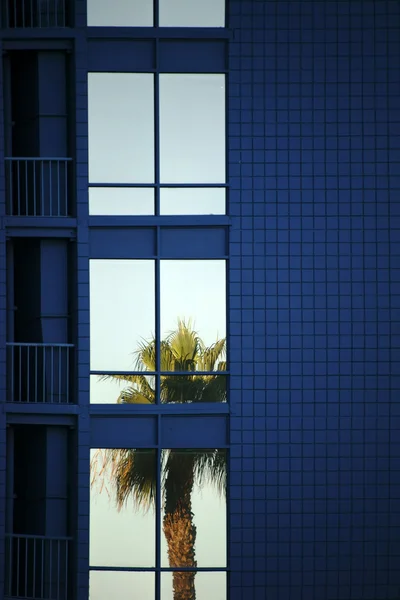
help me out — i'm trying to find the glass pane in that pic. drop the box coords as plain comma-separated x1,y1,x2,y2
161,572,226,600
161,261,226,369
89,188,154,215
160,375,227,404
88,74,154,184
161,450,227,568
87,0,153,26
160,188,225,215
160,75,225,184
90,572,155,600
159,0,224,27
90,260,155,371
90,375,156,405
90,449,156,567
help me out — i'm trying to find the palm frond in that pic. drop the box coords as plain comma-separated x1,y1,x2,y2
193,449,227,497
197,338,226,371
92,448,157,512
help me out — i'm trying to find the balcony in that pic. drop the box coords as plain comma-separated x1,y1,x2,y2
5,158,73,217
3,0,69,28
6,343,74,404
5,534,72,600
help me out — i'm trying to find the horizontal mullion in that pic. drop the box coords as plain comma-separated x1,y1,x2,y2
89,183,228,188
89,566,227,572
91,371,228,376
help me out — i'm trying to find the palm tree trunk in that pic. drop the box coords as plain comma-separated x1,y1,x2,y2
163,456,197,600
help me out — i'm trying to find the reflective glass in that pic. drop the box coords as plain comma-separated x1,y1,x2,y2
161,450,226,568
160,188,225,215
87,0,153,26
89,572,155,600
88,74,154,184
160,375,227,404
160,261,226,367
161,572,226,600
159,0,224,27
89,188,154,215
90,449,156,567
90,260,155,371
90,375,156,405
160,75,225,184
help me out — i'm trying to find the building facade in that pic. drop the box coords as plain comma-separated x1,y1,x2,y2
0,1,399,599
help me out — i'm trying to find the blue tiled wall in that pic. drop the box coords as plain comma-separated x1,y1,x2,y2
228,1,400,599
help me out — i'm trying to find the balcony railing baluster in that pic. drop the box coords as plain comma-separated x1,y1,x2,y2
6,343,74,403
5,158,72,217
5,534,72,600
4,0,68,28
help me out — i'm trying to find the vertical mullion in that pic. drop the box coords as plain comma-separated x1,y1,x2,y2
8,160,12,215
66,347,70,403
35,345,38,402
153,0,159,27
17,160,20,215
49,159,53,216
18,345,22,402
33,159,37,215
27,346,30,403
41,160,44,215
65,160,68,215
58,346,61,403
57,159,60,215
155,417,162,600
10,346,14,402
25,160,28,215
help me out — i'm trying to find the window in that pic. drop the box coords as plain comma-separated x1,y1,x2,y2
87,0,225,28
88,73,226,215
88,73,154,184
87,0,153,27
90,448,227,599
89,260,227,405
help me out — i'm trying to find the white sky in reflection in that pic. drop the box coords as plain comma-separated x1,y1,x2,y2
87,0,224,27
88,73,225,214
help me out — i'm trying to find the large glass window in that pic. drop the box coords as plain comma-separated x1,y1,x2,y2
88,73,226,215
88,73,154,184
87,0,153,27
87,0,225,27
90,449,227,599
160,75,225,184
159,0,225,27
89,259,226,404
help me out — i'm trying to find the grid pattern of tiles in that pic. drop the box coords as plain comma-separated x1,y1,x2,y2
228,1,400,599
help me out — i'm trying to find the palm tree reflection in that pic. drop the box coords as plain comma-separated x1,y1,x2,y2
91,320,227,600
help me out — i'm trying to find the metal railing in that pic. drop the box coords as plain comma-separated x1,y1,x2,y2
4,0,68,28
5,158,73,217
5,534,72,600
6,343,74,404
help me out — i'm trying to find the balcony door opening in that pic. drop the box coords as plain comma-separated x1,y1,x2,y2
3,50,73,216
6,238,75,404
5,424,74,599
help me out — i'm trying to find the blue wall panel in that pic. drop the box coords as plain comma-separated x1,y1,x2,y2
228,1,400,599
